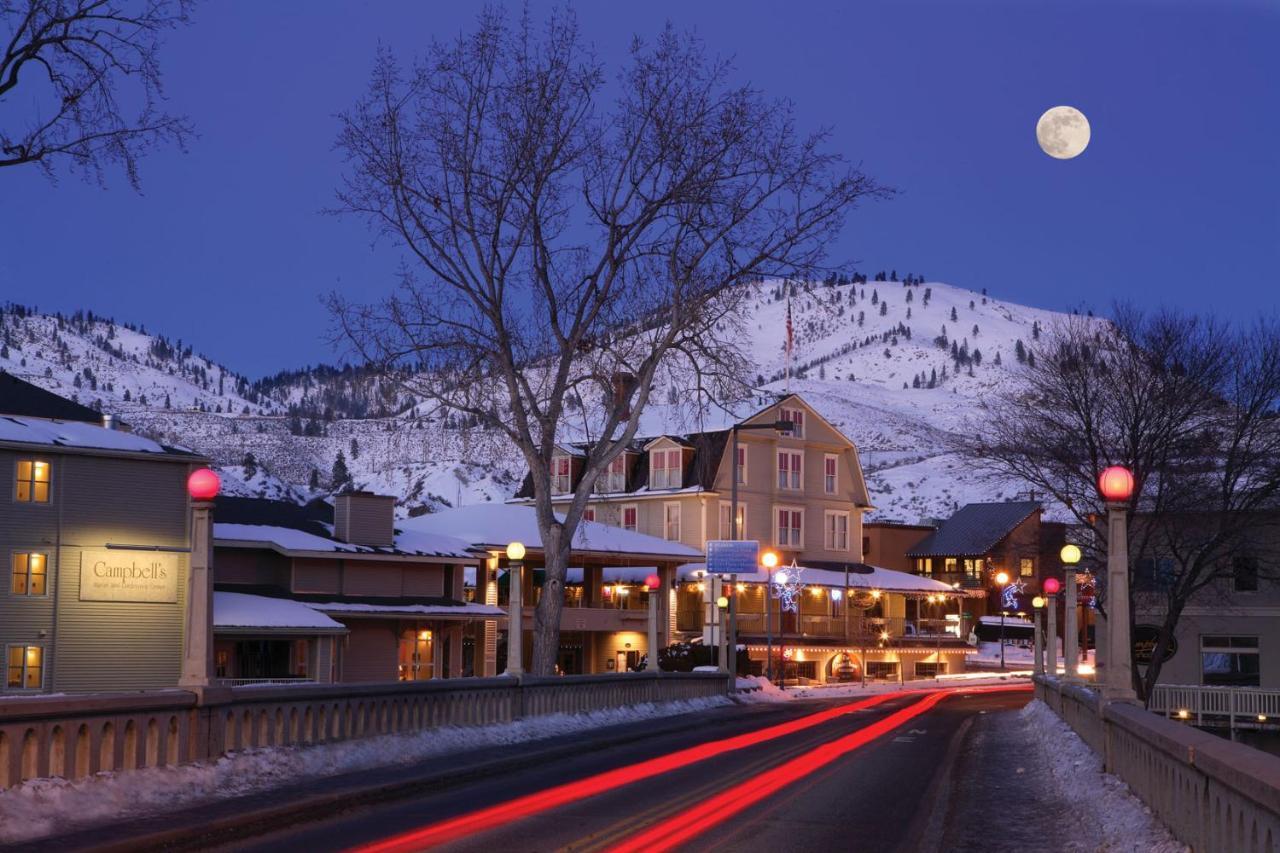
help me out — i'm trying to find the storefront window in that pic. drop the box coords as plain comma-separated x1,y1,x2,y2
398,629,434,681
6,645,43,689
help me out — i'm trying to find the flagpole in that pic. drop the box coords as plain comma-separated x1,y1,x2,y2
785,294,793,395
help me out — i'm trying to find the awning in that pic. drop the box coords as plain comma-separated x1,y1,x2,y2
214,591,348,635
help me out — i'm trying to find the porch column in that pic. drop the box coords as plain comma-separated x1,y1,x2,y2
448,623,464,678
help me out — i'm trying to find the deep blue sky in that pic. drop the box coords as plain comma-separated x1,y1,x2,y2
2,1,1276,376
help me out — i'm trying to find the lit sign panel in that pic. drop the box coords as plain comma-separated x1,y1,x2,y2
80,549,180,603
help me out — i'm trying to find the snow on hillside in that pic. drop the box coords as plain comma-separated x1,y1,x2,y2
1,280,1078,521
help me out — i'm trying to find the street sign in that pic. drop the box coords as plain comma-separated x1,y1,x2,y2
705,540,760,574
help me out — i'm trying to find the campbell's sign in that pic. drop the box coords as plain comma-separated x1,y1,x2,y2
80,549,180,603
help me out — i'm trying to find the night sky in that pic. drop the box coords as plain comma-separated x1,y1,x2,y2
2,1,1276,375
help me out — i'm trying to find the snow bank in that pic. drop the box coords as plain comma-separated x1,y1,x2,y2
1017,699,1185,851
0,695,728,845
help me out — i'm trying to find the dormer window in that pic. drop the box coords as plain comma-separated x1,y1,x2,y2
551,456,572,493
650,448,682,490
780,407,805,439
597,455,627,493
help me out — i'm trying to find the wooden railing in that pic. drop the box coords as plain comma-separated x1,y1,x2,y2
0,671,729,791
1148,684,1280,730
1035,676,1280,852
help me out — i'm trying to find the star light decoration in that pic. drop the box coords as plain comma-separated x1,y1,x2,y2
1001,578,1027,611
771,561,805,614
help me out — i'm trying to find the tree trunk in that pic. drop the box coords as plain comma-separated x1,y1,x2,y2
532,527,569,676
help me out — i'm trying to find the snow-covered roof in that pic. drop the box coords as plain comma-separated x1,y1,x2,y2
401,504,702,558
307,600,507,618
214,591,347,632
675,562,960,596
214,522,478,560
0,414,195,457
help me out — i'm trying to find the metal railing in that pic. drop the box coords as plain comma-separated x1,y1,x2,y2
1148,683,1280,728
215,677,316,687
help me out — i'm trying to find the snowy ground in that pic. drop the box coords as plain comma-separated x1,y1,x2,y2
0,695,728,845
1013,700,1186,851
734,672,1030,702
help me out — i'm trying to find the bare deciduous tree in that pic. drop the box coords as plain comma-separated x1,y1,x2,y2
969,308,1280,700
1,0,194,186
329,9,888,675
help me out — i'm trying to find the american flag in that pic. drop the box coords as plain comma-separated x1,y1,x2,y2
785,298,794,357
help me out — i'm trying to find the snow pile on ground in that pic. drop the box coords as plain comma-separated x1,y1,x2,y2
1017,699,1186,851
0,695,729,845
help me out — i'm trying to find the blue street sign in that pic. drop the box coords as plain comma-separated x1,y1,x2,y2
706,540,760,575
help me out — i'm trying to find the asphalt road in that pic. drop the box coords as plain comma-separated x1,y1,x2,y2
221,687,1031,853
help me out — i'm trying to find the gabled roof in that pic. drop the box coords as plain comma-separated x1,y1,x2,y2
0,372,101,423
906,501,1042,558
513,430,729,499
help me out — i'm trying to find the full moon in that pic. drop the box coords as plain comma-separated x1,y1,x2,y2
1036,105,1090,159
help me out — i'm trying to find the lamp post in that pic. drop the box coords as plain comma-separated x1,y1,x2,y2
775,568,789,689
180,468,220,688
995,570,1011,670
1043,577,1061,677
504,541,526,677
645,573,661,672
717,595,730,673
1060,544,1082,681
762,549,779,682
1099,465,1138,702
1032,596,1046,676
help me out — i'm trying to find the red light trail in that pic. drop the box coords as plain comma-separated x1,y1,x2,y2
351,684,1029,853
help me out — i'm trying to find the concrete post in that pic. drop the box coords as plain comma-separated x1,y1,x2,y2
646,587,660,672
180,501,215,687
1033,608,1045,676
1103,502,1137,702
1063,569,1079,681
506,561,523,677
1047,592,1058,677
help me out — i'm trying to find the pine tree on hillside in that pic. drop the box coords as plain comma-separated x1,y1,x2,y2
1032,320,1041,340
350,437,360,459
1027,351,1036,368
950,306,958,322
879,301,888,316
242,452,258,480
994,350,1002,366
972,324,980,337
1015,339,1027,363
309,469,320,490
332,451,352,490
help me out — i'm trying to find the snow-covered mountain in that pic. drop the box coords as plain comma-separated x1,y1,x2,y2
0,278,1071,521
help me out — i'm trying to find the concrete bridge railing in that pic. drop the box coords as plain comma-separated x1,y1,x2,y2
1035,676,1280,853
0,671,729,791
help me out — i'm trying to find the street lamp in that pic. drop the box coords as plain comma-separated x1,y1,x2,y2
504,541,526,677
1031,596,1046,676
645,573,661,672
180,467,220,687
762,549,780,682
994,570,1011,670
1043,577,1061,678
716,595,730,673
1098,465,1137,702
1060,543,1082,681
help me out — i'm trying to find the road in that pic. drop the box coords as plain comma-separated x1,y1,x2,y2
221,686,1031,853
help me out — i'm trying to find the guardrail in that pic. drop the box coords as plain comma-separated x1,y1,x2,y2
0,671,729,791
1035,676,1280,852
215,677,317,688
1149,684,1280,730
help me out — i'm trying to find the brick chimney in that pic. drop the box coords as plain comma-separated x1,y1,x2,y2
334,491,396,547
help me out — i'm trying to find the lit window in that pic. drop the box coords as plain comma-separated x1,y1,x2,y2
719,502,746,540
780,407,806,439
397,629,434,681
14,459,51,503
6,645,43,689
551,456,572,493
1020,558,1034,577
651,448,683,490
622,505,638,532
777,450,803,490
11,552,48,596
824,512,849,551
664,503,681,541
776,508,803,548
944,557,957,573
824,454,838,494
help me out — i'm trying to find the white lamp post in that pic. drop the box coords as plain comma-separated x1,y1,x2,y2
1099,466,1138,702
645,573,661,672
504,541,525,677
1032,596,1046,676
1060,544,1082,681
1043,577,1061,677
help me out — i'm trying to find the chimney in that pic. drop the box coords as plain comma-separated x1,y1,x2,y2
102,413,117,430
334,491,396,546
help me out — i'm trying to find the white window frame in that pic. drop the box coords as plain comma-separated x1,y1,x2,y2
780,407,806,439
719,501,747,541
621,504,638,533
777,449,803,491
774,505,804,549
13,458,52,504
597,455,627,493
734,445,747,486
582,507,596,523
10,551,50,597
651,448,683,490
5,643,44,690
824,510,850,551
823,454,838,495
551,455,572,494
663,502,682,542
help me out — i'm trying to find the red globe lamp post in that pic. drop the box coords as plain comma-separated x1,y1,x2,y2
645,573,662,672
1098,465,1138,702
180,467,220,688
1043,577,1061,678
